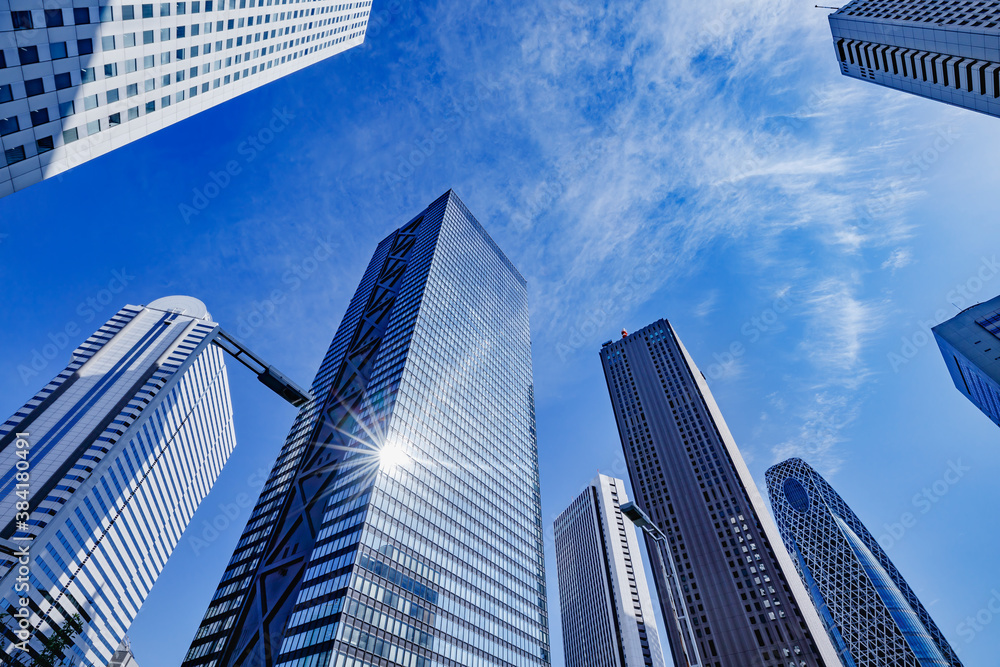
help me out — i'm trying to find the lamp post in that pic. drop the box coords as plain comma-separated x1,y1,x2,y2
621,501,703,667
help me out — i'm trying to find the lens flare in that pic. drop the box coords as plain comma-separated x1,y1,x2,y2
379,444,409,470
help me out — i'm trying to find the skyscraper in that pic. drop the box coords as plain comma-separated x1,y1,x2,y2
0,0,371,198
828,0,1000,118
0,296,237,666
933,294,1000,426
554,474,666,667
766,457,963,667
182,190,551,667
599,321,841,667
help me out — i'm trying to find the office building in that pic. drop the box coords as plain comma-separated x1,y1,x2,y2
554,474,666,667
829,0,1000,118
109,638,142,667
0,0,371,197
182,190,551,667
599,321,841,667
0,296,236,665
933,294,1000,426
766,457,963,666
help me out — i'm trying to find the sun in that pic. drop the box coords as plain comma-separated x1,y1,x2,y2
379,444,410,470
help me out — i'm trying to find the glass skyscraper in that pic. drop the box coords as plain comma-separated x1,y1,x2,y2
0,0,371,198
554,474,666,667
766,457,963,667
0,295,237,665
932,294,1000,427
828,0,1000,118
599,321,841,667
182,190,551,667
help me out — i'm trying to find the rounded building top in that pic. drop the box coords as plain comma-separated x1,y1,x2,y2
147,295,212,321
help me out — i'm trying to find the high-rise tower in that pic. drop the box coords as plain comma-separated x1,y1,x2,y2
766,458,963,667
183,191,551,667
554,474,666,667
0,296,237,666
829,0,1000,118
0,0,371,197
599,320,841,667
932,294,1000,427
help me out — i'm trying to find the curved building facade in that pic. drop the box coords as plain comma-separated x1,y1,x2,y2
765,458,962,667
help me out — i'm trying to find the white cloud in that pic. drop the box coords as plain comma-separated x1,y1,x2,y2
882,248,914,272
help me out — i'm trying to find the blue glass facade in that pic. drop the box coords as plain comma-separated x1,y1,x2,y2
933,294,1000,428
766,458,963,667
184,191,550,667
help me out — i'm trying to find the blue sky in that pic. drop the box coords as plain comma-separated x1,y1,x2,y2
2,0,1000,664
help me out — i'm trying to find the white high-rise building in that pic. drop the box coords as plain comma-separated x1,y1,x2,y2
0,0,371,197
554,474,667,667
829,0,1000,118
0,296,237,666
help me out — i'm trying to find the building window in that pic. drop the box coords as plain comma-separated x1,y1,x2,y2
59,101,75,118
124,33,136,47
50,42,68,59
102,36,116,51
0,51,5,68
127,83,139,97
81,68,95,83
144,78,155,92
30,108,49,126
143,30,154,44
24,78,44,97
11,11,33,30
177,2,187,14
54,72,72,89
87,119,100,135
99,5,114,21
78,39,94,56
123,5,136,20
63,128,79,143
5,146,26,165
145,100,156,112
74,7,90,24
84,94,99,110
107,88,120,103
109,112,121,126
36,136,54,153
161,27,171,40
128,106,139,120
0,116,19,136
19,46,40,65
45,9,64,27
0,84,11,103
105,63,118,77
160,2,171,16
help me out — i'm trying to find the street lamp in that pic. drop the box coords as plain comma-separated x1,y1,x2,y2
621,501,703,667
